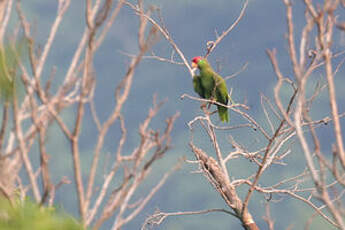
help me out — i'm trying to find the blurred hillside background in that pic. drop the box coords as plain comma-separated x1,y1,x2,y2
3,0,345,229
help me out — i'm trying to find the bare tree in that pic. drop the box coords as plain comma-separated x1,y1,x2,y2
0,0,180,229
137,0,345,230
1,0,345,230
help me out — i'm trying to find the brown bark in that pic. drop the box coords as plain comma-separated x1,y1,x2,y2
190,143,260,230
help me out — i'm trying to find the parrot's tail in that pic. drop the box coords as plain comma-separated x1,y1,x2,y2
217,105,229,123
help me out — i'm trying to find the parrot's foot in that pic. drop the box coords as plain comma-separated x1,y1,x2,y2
204,110,217,116
207,101,216,109
210,110,217,115
201,103,215,110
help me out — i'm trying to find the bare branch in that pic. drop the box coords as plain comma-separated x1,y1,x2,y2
204,0,249,58
142,208,237,230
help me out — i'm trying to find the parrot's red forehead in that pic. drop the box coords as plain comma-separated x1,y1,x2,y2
192,56,202,64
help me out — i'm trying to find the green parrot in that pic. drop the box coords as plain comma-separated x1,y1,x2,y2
191,56,230,122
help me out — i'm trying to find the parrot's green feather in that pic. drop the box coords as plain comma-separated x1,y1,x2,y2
217,105,229,122
192,58,230,123
193,75,205,98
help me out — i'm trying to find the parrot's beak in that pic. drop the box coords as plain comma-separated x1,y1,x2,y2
191,62,197,76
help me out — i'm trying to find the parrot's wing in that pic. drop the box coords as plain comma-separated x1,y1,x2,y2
215,75,230,123
193,75,206,98
216,84,229,106
214,75,229,106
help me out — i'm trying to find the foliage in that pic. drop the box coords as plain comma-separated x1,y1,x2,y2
0,199,83,230
0,44,17,101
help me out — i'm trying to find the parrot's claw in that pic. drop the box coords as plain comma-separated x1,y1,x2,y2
210,110,217,115
207,101,216,109
203,109,217,116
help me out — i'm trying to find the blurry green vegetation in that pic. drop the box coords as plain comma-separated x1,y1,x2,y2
0,41,25,102
0,198,83,230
